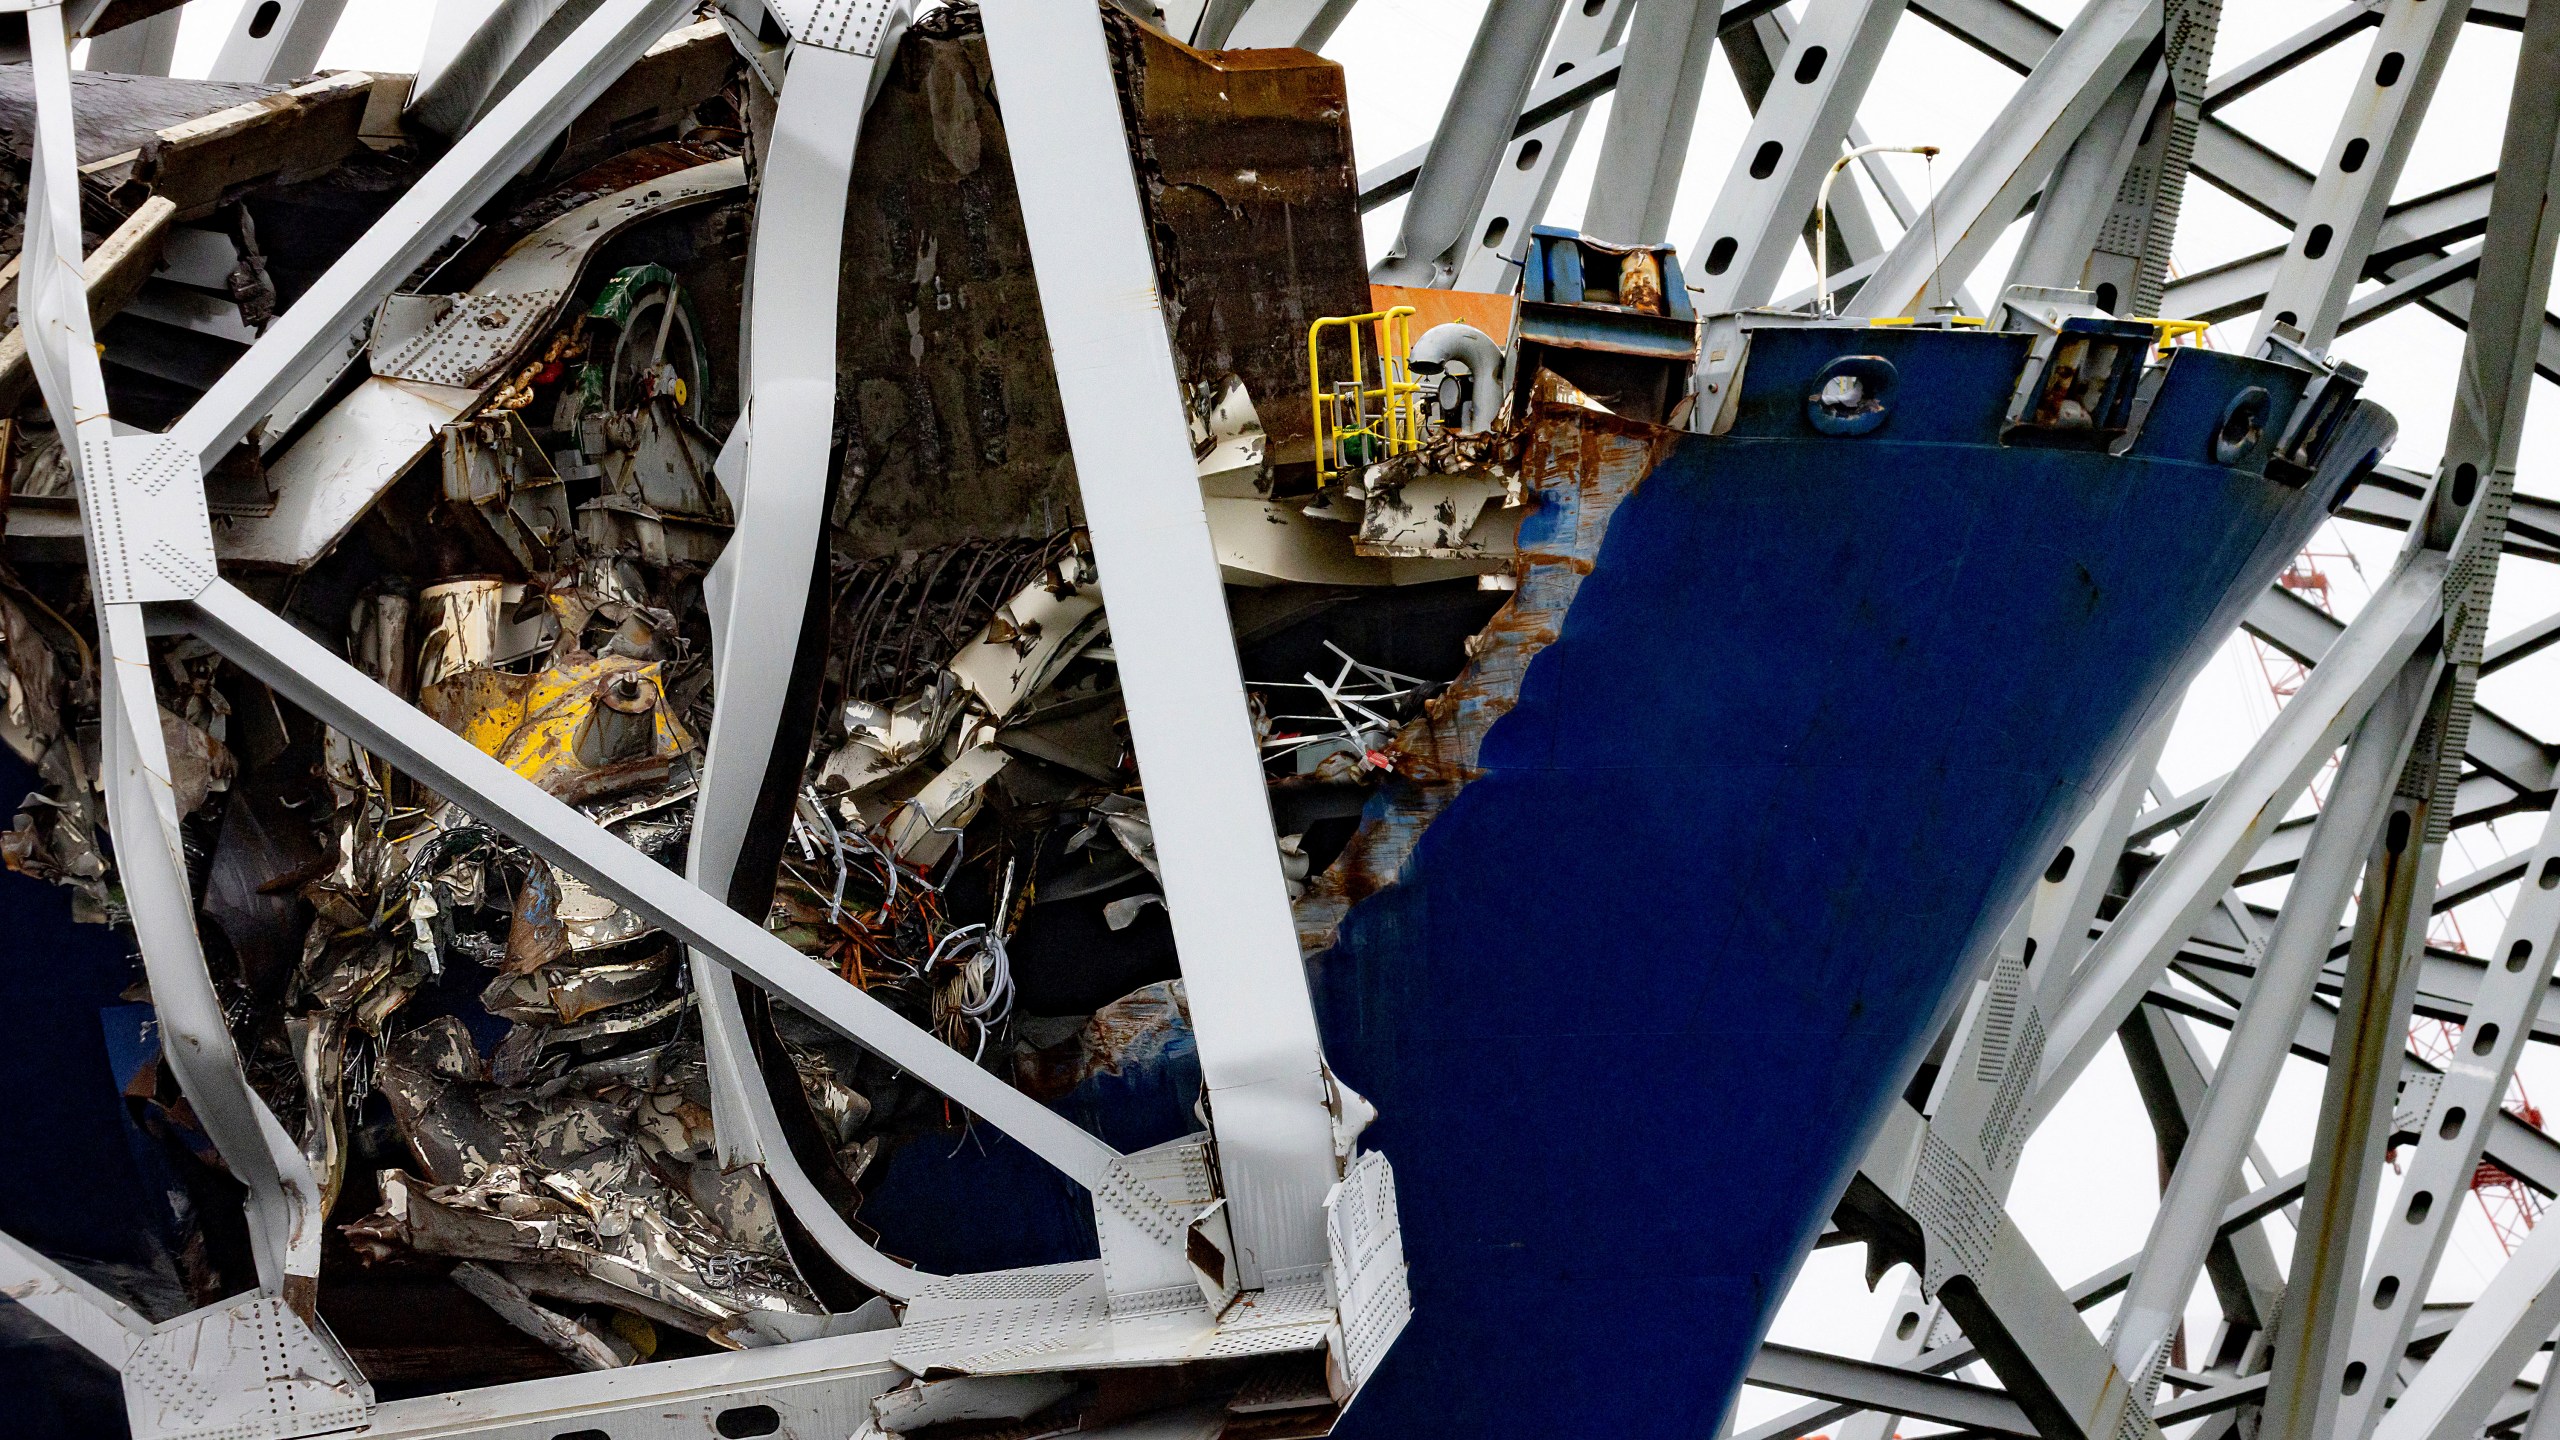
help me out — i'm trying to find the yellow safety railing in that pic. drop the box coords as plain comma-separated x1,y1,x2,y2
1309,306,1422,487
1867,314,2209,357
2139,318,2211,356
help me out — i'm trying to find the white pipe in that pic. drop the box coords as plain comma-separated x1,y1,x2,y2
1410,322,1506,432
1815,143,1937,316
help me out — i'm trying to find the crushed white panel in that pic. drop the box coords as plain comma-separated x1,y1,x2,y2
216,378,479,567
82,433,218,604
123,1293,373,1440
366,156,747,390
370,291,566,389
1324,1149,1409,1392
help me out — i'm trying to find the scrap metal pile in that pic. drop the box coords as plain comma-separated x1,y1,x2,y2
0,0,1567,1402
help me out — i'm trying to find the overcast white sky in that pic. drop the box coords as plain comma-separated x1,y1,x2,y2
122,0,2560,1423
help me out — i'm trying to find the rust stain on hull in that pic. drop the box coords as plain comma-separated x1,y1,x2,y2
1293,404,1683,953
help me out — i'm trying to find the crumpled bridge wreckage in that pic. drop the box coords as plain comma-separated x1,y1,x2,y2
0,0,2457,1435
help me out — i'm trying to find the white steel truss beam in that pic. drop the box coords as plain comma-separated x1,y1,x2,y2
1449,0,1633,291
81,6,179,73
1580,0,1724,247
1371,0,1570,287
2200,5,2376,113
1997,50,2161,304
1218,0,1357,51
1351,1,1790,212
1921,0,2560,376
2371,1212,2560,1440
2109,651,2434,1383
2119,1007,2289,1363
208,0,353,83
0,1229,148,1369
980,0,1344,1285
2293,11,2560,1425
405,0,613,138
2259,711,2446,1440
1684,0,1906,315
1743,1164,2315,1440
2333,804,2560,1438
1746,1343,2037,1438
2250,0,2474,350
1845,0,2158,320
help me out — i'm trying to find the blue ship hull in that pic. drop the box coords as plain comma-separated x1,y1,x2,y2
0,324,2365,1435
1313,326,2355,1438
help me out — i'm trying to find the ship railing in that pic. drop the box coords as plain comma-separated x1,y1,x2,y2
1310,305,1425,486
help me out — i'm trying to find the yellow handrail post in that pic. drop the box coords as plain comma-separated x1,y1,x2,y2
1309,305,1422,488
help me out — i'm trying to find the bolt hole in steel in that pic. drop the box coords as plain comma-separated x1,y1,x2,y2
2544,857,2560,889
1794,45,1828,83
2388,810,2412,853
2021,938,2038,967
2214,387,2270,464
2510,939,2534,971
2304,223,2334,260
1554,59,1574,75
2452,461,2479,506
2044,846,2075,883
2474,1022,2501,1055
1896,1311,1920,1340
1482,217,1510,249
2374,1275,2401,1309
1806,355,1898,436
2344,1362,2369,1396
1750,140,1784,180
2094,281,2119,313
2377,51,2406,87
1515,139,1544,170
2342,136,2371,172
2276,309,2299,328
2408,1190,2435,1223
246,0,279,35
553,1431,609,1440
2441,1105,2468,1140
715,1406,782,1438
1705,235,1738,274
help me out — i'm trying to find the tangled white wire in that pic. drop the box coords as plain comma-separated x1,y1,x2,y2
932,859,1021,1060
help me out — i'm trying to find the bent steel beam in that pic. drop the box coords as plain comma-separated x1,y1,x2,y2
686,23,936,1302
979,0,1345,1287
19,0,328,1298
